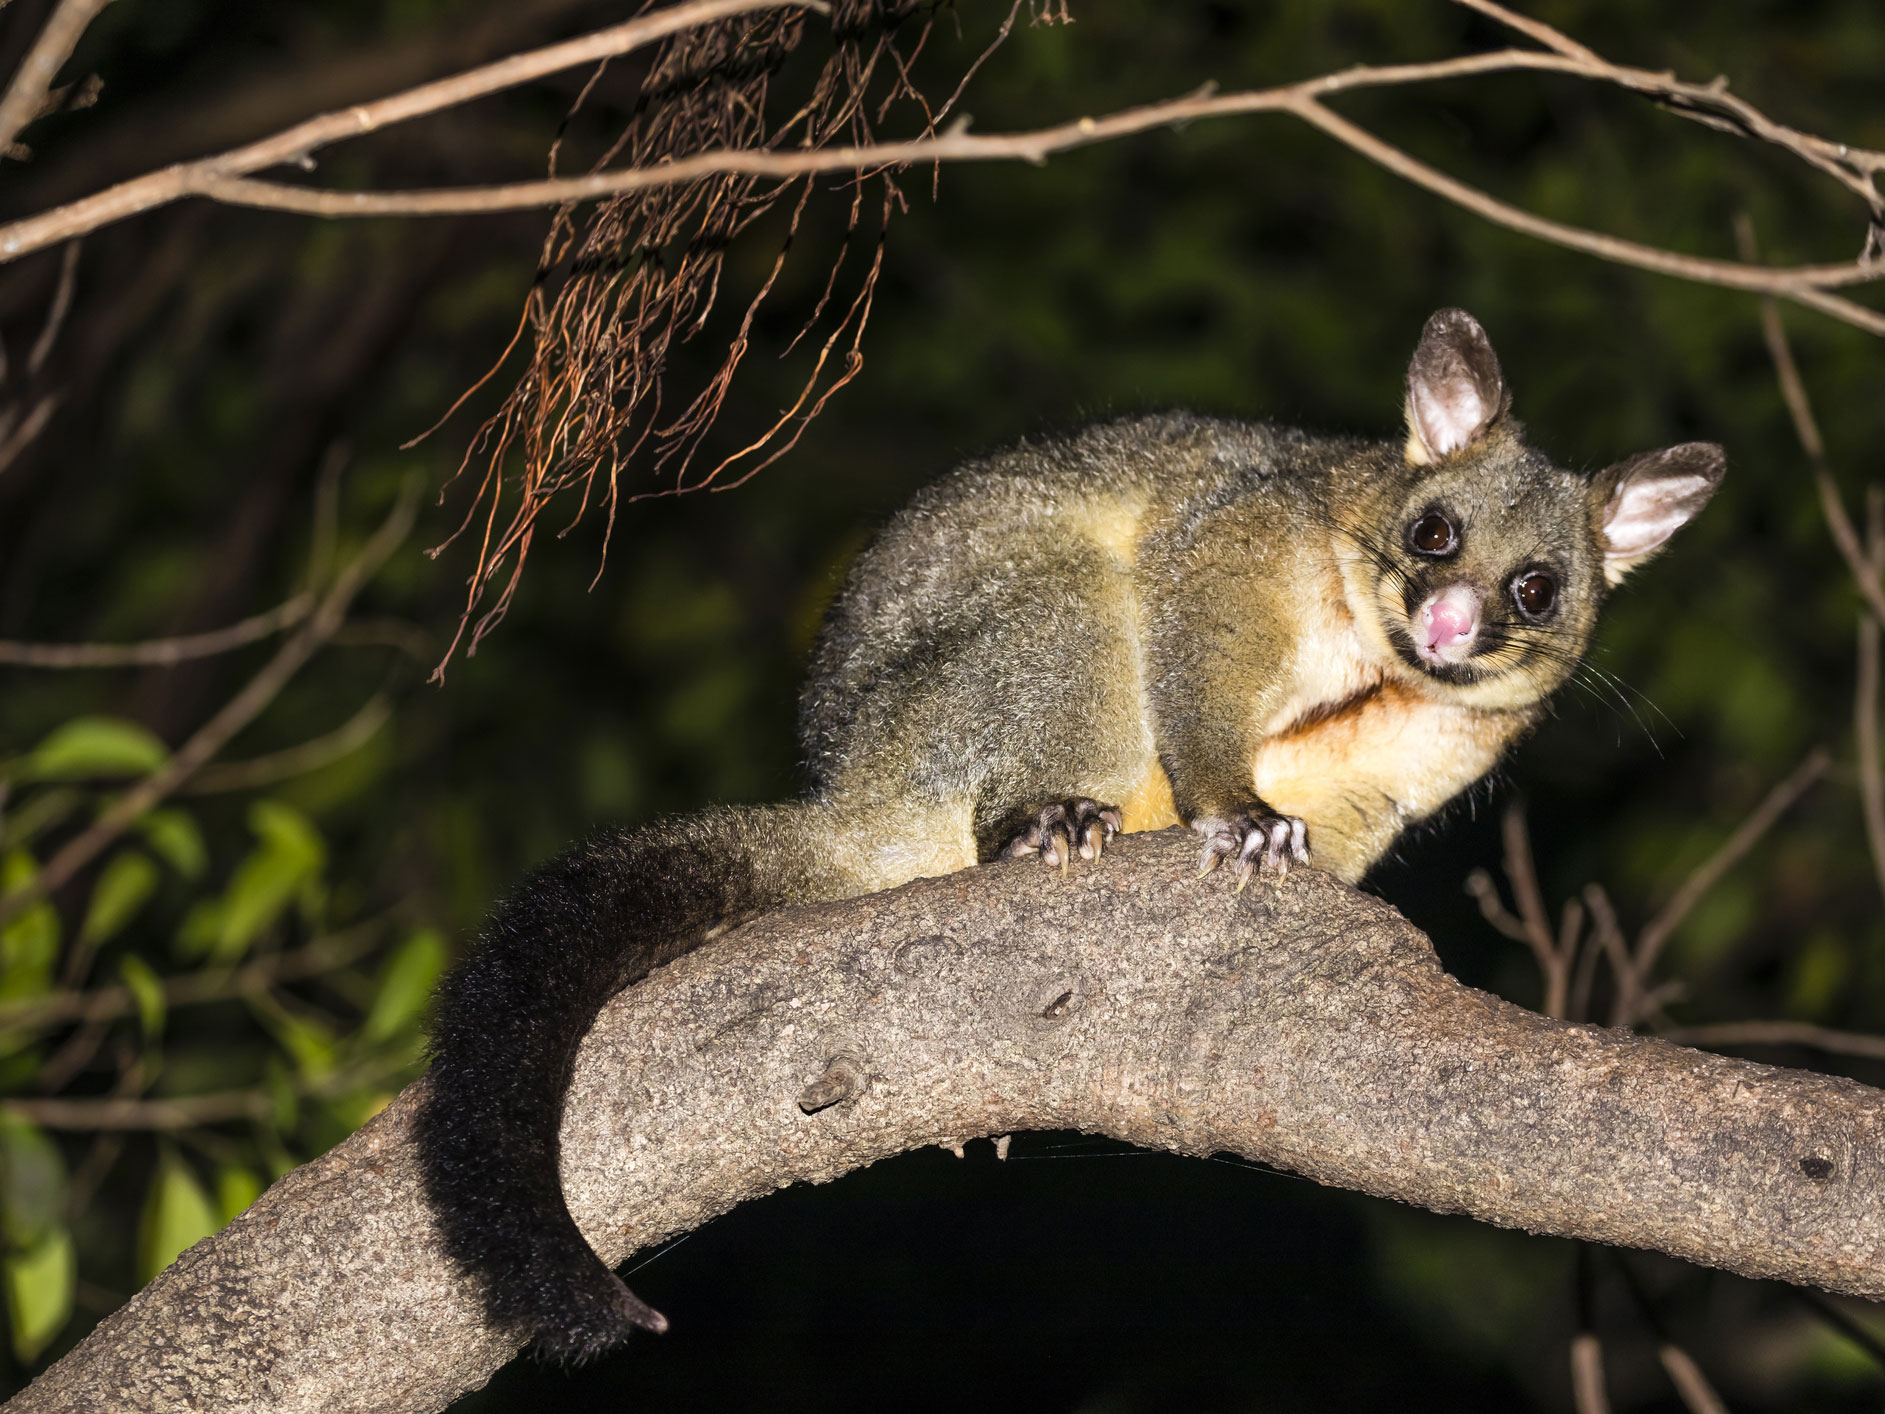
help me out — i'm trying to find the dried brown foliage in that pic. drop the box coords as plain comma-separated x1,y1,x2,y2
429,0,1038,671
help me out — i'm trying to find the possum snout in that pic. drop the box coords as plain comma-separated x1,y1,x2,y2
1415,584,1481,665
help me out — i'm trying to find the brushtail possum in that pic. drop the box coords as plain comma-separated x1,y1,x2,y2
418,308,1724,1360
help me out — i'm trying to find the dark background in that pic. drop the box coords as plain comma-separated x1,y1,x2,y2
0,0,1882,1408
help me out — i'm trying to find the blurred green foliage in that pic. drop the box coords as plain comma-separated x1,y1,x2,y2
0,0,1880,1407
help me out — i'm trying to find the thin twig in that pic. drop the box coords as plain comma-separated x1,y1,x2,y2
1500,801,1569,1018
1570,1332,1612,1414
1744,215,1885,904
0,0,116,155
25,236,79,376
1567,899,1603,1025
0,483,419,927
1607,1245,1734,1414
10,1049,421,1131
1584,883,1639,1029
1629,748,1830,993
1464,868,1533,943
6,1088,270,1131
1858,488,1885,897
0,917,389,1030
1660,1021,1885,1062
1462,0,1884,211
0,591,313,667
0,391,54,475
1859,593,1885,906
179,693,391,794
1738,215,1885,620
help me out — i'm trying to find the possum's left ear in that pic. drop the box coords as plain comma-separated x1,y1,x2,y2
1404,308,1511,464
1595,442,1725,585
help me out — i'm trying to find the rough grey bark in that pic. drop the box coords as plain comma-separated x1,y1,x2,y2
11,830,1885,1413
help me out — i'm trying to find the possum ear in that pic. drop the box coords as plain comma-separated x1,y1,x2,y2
1595,442,1725,585
1404,308,1510,464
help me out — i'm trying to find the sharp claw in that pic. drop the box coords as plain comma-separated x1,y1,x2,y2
1234,861,1254,893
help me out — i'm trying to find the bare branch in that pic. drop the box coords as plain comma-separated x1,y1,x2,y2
0,918,389,1031
25,236,79,376
0,591,313,667
15,837,1885,1412
1460,0,1885,211
0,0,116,155
1464,866,1533,942
1858,605,1885,905
1739,215,1885,620
0,391,55,475
0,16,1879,338
1469,804,1576,1018
0,0,833,262
1630,748,1830,990
1661,1021,1885,1062
1570,1332,1613,1414
165,81,1885,333
0,483,419,927
179,693,391,794
4,1088,269,1131
1496,801,1570,1017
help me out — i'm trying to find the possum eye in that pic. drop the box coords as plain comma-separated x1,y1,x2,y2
1408,511,1458,557
1512,570,1558,619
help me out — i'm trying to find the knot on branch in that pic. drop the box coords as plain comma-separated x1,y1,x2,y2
796,1054,864,1113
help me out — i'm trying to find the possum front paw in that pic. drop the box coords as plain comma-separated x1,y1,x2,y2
1192,807,1309,888
1000,798,1123,870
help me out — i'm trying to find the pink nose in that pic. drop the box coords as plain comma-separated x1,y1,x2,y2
1419,585,1480,652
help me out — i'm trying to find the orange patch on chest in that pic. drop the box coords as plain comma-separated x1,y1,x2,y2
1117,760,1181,834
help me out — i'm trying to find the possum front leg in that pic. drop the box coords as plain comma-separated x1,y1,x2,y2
1143,553,1309,884
976,797,1123,867
1157,705,1311,886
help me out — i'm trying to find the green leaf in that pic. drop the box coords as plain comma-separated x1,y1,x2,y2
248,799,324,865
2,1225,73,1363
79,851,160,946
137,809,207,881
363,929,444,1044
117,954,166,1043
20,717,168,782
0,1117,66,1249
137,1154,220,1284
172,900,222,962
263,1058,298,1135
323,1090,393,1134
0,854,58,1003
214,1166,263,1224
260,1009,335,1081
211,802,326,962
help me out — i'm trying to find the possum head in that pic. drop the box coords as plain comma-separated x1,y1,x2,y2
1338,307,1724,709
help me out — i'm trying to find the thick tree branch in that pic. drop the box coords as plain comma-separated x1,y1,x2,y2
10,832,1885,1413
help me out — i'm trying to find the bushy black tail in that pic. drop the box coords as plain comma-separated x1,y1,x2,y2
416,801,847,1363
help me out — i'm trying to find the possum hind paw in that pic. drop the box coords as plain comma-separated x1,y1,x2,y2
1000,799,1123,869
1193,808,1309,889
